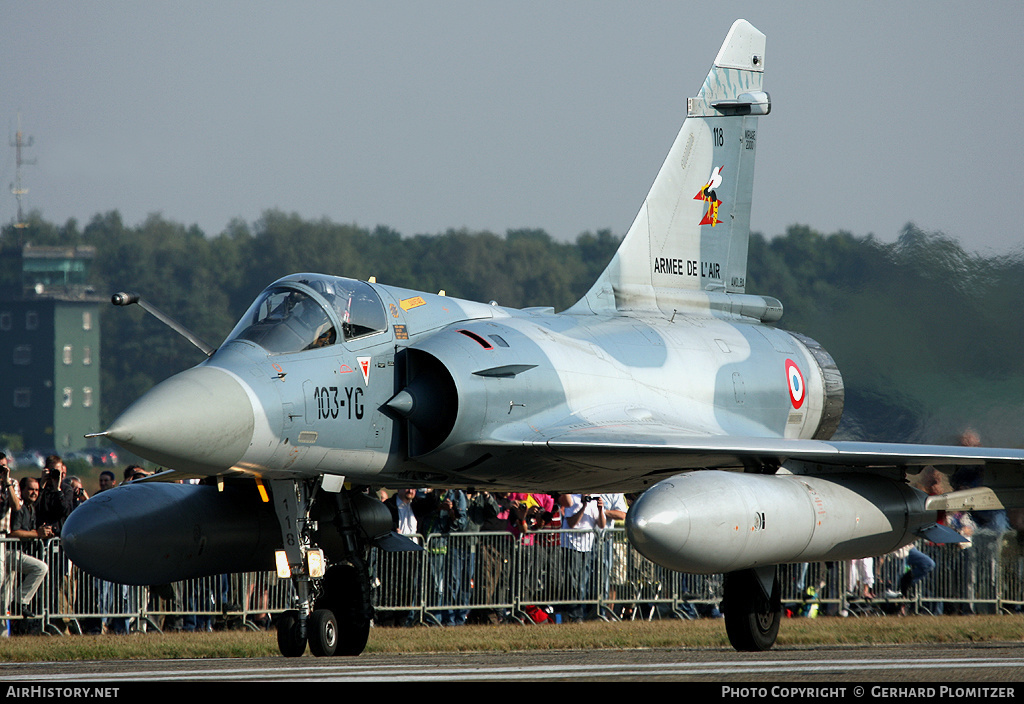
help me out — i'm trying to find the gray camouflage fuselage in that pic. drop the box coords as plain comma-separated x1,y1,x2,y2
107,273,841,494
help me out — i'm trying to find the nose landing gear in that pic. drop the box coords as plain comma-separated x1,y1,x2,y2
269,479,374,658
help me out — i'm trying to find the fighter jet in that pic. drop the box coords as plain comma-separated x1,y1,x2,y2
63,19,1024,656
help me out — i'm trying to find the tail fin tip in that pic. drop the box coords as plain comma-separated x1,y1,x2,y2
569,19,770,317
716,20,766,72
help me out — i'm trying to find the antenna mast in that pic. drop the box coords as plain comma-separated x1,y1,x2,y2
10,113,36,230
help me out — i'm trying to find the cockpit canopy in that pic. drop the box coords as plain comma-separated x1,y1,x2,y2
225,274,387,354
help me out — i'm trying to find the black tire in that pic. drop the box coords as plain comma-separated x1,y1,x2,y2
723,568,781,652
337,612,371,656
319,562,372,656
276,610,306,658
308,608,339,657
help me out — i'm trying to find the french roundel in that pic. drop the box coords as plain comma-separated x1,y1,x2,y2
785,359,805,409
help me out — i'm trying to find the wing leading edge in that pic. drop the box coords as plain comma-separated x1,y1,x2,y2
542,430,1024,470
474,424,1024,506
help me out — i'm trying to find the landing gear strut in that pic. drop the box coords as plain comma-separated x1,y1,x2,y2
723,566,781,651
269,479,374,658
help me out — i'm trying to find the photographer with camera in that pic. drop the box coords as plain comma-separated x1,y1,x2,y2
557,493,605,622
67,476,90,508
0,451,22,520
35,456,77,630
37,455,74,536
6,476,50,632
1,452,24,632
1,453,23,577
507,493,555,545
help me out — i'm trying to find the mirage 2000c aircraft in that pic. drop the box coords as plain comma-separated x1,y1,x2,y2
63,19,1024,656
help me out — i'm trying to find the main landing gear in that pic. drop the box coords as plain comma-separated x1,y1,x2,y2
270,479,375,658
723,566,781,651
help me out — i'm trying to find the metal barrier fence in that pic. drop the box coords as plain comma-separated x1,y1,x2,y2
3,527,1023,634
0,538,294,635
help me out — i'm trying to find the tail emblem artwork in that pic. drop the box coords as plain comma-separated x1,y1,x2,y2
62,19,1024,659
695,165,725,226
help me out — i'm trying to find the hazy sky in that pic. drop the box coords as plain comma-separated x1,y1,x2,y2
3,1,1022,255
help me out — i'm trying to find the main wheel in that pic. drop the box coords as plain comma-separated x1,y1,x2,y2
276,609,307,658
318,562,372,656
723,568,781,652
308,608,339,657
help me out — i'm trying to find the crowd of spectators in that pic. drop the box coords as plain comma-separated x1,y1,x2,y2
379,487,636,625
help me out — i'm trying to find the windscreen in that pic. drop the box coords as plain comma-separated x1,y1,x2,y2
226,287,336,353
225,275,387,353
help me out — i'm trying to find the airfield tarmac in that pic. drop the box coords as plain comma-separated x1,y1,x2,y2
2,644,1023,683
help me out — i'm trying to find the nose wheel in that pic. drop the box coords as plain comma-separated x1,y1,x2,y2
277,572,371,658
269,479,374,658
308,609,339,657
276,610,307,658
311,560,373,656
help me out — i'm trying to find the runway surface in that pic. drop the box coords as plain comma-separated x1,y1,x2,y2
2,644,1024,683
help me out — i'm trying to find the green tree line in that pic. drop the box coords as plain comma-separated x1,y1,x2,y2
4,212,1024,447
748,224,1024,445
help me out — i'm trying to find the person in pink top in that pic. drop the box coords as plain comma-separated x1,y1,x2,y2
506,493,555,545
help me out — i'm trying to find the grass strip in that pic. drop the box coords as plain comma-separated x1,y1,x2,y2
1,615,1021,662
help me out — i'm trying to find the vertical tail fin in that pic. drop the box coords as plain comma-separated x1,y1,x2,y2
570,19,769,316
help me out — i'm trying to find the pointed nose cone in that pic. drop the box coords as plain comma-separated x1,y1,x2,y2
625,480,691,571
106,366,255,474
